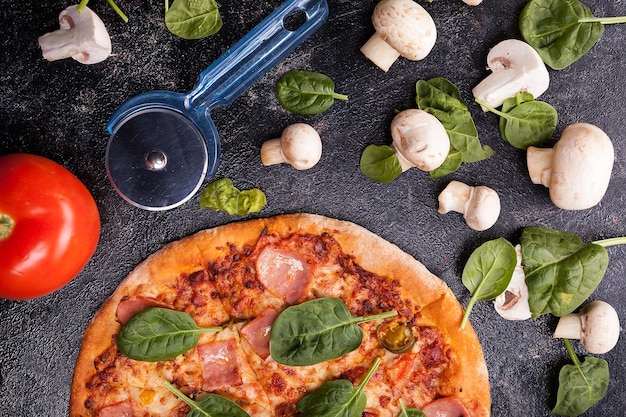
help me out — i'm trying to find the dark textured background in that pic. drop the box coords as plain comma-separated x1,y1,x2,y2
1,0,625,415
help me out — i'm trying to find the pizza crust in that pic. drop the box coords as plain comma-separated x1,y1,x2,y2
70,213,490,417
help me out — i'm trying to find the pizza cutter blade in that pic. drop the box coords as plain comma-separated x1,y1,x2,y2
105,0,329,211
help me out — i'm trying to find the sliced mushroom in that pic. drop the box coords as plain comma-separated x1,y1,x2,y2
527,123,614,210
472,39,549,110
438,181,500,231
553,300,621,354
390,109,450,172
260,123,322,170
494,245,531,320
360,0,437,72
38,5,112,64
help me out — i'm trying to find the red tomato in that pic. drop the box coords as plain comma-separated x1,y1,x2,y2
0,154,101,300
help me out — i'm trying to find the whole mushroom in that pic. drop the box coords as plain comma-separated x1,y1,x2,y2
360,0,437,72
38,5,112,64
472,39,549,110
390,109,450,173
260,123,322,170
553,300,621,354
494,245,531,320
526,123,614,210
438,181,501,231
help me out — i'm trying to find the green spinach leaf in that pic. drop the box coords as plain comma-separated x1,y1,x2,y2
117,307,221,361
276,70,348,115
165,0,223,40
296,357,380,417
78,0,128,22
164,380,252,417
460,238,517,329
270,298,397,366
476,94,557,149
359,144,403,183
520,0,626,70
398,399,426,417
199,178,266,216
520,226,609,318
416,78,494,173
429,149,462,179
552,339,609,416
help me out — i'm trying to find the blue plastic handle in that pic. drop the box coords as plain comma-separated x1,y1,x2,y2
185,0,329,112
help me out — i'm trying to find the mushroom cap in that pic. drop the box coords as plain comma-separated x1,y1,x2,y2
579,300,621,354
472,39,549,109
463,185,501,231
371,0,437,61
494,245,531,320
38,5,111,64
549,123,614,210
390,109,449,171
277,123,322,170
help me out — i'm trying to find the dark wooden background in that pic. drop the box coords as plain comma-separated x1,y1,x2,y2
1,0,625,415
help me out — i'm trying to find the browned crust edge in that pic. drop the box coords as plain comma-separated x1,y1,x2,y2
69,213,490,417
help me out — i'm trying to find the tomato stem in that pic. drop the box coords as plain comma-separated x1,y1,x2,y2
0,214,14,241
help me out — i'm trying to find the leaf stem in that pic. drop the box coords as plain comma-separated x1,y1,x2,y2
163,381,197,409
592,236,626,248
357,357,381,392
333,92,349,101
579,16,626,25
564,338,582,368
459,298,476,330
475,98,504,115
357,310,398,323
107,0,129,22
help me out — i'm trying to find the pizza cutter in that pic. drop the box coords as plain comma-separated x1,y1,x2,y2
105,0,329,211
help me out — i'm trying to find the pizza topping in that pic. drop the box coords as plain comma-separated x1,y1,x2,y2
117,307,221,362
94,400,134,417
270,297,397,366
197,339,243,391
296,358,381,417
240,306,279,359
422,396,471,417
256,245,312,304
164,381,251,417
376,319,415,353
115,295,172,325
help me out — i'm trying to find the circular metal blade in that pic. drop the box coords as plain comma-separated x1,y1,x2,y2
105,108,208,211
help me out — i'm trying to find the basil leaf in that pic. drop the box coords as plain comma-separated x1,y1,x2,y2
164,381,252,417
296,357,380,417
476,94,557,150
276,70,348,115
117,307,221,362
199,178,266,216
359,144,402,183
165,0,222,40
552,339,609,416
416,78,494,173
460,238,517,329
521,226,609,318
519,0,603,70
270,298,397,366
398,399,426,417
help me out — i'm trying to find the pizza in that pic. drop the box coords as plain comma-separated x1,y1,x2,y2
69,213,490,417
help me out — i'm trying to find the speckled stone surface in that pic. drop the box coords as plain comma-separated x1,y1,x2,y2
1,0,625,416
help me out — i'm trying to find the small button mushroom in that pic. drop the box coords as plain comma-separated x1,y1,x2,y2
260,123,322,170
553,300,621,354
38,5,112,64
494,245,531,320
438,181,501,231
461,0,483,4
360,0,437,72
390,109,450,172
526,123,614,210
472,39,549,110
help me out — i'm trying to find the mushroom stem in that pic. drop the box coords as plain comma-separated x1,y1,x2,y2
260,139,285,166
552,314,583,340
360,32,401,73
526,147,553,186
437,181,471,214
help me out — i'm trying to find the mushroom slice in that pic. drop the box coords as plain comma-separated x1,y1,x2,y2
472,39,549,110
494,245,531,320
38,5,112,64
